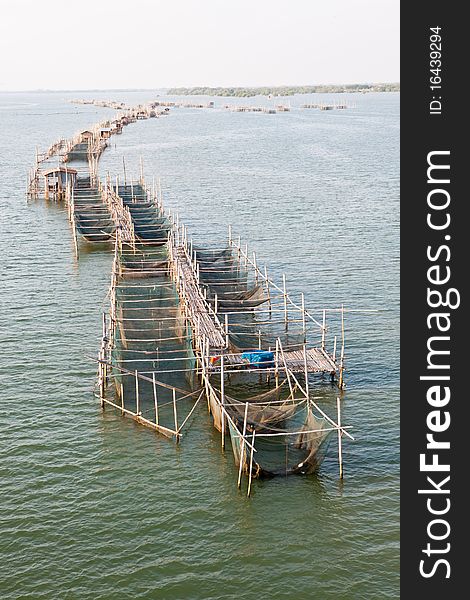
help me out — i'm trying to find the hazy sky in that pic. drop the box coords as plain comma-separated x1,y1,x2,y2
0,0,399,91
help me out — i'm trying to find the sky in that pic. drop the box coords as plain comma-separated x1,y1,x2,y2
0,0,399,91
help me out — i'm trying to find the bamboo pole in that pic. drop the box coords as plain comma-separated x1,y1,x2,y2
337,397,343,478
98,350,104,408
70,190,79,258
303,344,309,409
220,355,225,449
153,372,159,425
321,309,326,349
120,382,124,414
225,313,229,348
301,293,306,342
264,265,272,318
247,430,256,497
283,274,288,331
173,388,178,441
277,339,295,398
177,389,204,433
339,305,345,389
253,252,258,284
135,370,140,415
275,338,279,388
237,402,249,488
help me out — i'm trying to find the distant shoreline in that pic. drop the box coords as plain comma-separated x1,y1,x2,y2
167,84,400,97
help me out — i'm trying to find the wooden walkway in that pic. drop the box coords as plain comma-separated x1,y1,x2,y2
172,246,227,349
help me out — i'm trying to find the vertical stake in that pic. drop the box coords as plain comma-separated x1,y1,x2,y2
221,355,225,449
237,402,249,489
337,397,343,479
247,430,256,497
303,344,309,408
301,293,306,342
153,372,159,425
283,274,288,331
339,305,345,389
264,265,272,318
253,252,258,284
135,370,140,415
173,388,178,440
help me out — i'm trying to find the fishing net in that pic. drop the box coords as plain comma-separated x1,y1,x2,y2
108,186,196,430
73,177,115,242
118,184,170,245
194,245,305,352
227,402,334,477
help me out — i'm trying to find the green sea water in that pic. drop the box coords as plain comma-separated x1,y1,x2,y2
0,91,399,599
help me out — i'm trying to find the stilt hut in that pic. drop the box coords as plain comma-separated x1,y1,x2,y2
43,166,77,200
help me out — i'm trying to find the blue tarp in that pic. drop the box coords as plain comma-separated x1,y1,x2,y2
241,350,274,368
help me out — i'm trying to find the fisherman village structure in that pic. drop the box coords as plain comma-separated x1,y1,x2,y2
28,100,354,495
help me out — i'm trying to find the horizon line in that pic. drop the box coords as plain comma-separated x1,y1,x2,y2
0,82,400,94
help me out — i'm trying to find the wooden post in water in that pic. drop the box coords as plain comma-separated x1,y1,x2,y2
301,293,306,342
120,382,125,415
339,305,345,389
228,224,232,246
70,189,79,259
102,313,108,387
225,313,229,349
221,355,225,449
283,274,288,331
237,402,249,489
98,351,105,408
321,309,326,350
303,344,309,409
247,430,256,497
135,370,140,415
153,372,159,425
275,338,279,389
253,252,258,285
264,265,272,318
337,397,343,478
173,388,178,441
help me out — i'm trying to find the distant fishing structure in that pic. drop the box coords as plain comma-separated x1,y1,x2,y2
28,98,359,495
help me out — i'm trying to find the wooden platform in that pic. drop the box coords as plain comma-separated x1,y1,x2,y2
221,347,337,374
283,347,337,373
